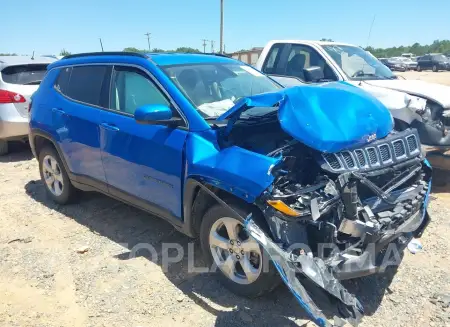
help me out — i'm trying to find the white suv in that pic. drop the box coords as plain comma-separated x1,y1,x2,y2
0,56,55,155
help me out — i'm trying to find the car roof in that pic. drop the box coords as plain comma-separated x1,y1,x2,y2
0,56,56,67
49,52,238,69
148,53,237,66
266,40,358,47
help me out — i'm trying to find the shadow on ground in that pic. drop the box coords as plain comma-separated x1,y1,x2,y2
0,142,33,163
24,179,399,326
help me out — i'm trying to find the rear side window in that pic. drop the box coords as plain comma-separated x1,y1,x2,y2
55,65,110,107
262,44,283,74
1,64,48,85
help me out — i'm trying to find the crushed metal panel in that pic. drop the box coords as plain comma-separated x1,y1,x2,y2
244,217,363,327
185,131,280,202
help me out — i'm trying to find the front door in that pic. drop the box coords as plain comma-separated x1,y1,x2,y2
99,65,187,219
52,65,110,191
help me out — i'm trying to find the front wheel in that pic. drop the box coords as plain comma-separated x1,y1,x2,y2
417,65,422,72
38,146,77,204
200,204,280,298
433,65,438,72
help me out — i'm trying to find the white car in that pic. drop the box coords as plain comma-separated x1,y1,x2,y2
393,57,418,70
256,40,450,153
0,56,55,155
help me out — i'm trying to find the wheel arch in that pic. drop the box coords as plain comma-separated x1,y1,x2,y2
31,129,72,180
182,178,270,238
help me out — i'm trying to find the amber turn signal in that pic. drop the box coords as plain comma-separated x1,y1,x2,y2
266,200,301,217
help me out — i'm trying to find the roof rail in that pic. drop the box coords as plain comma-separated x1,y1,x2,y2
62,52,148,60
204,52,232,58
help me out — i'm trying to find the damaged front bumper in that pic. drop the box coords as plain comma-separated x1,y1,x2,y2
244,192,430,327
248,156,432,326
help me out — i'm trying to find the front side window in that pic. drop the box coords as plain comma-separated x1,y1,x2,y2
162,63,281,117
323,45,396,80
63,65,109,107
109,66,170,115
284,44,337,81
1,64,48,85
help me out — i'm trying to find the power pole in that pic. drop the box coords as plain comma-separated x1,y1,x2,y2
99,38,104,52
144,32,151,51
219,0,224,54
210,40,215,53
201,39,208,53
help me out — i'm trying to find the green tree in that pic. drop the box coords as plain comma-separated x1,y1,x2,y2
60,49,71,56
123,47,145,53
174,47,201,53
365,40,450,58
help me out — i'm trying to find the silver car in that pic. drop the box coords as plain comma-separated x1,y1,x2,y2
0,56,55,155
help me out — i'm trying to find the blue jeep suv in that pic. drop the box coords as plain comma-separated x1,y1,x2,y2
29,52,431,326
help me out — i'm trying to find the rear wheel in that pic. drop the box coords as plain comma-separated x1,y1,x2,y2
417,65,422,72
433,65,438,72
200,204,280,298
38,146,77,204
0,140,8,156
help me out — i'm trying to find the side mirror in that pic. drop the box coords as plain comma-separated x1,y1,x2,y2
135,104,181,126
303,66,325,82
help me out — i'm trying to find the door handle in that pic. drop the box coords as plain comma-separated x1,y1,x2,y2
52,107,65,114
100,122,120,132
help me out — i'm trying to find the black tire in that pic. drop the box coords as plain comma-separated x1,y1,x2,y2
417,65,421,72
200,203,280,298
432,65,438,72
0,140,8,156
38,146,77,204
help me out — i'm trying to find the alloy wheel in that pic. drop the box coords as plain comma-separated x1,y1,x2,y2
209,217,262,285
42,155,64,196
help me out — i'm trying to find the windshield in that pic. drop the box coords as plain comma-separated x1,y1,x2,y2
434,55,448,62
162,63,281,117
323,45,396,80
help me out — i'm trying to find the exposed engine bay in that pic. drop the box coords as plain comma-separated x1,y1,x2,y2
223,118,432,326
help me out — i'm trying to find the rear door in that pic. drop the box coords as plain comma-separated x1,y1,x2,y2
51,65,110,190
1,63,49,117
419,55,431,69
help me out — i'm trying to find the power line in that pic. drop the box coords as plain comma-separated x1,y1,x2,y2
144,32,151,51
201,39,208,53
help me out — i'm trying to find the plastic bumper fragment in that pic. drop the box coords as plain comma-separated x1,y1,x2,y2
244,217,363,327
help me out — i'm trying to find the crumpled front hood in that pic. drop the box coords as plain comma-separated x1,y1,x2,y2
365,79,450,108
217,82,393,153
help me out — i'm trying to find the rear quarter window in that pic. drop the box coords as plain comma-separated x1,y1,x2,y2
55,65,110,107
1,64,48,85
54,67,72,94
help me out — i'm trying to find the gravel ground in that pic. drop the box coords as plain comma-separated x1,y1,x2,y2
1,70,450,327
0,143,449,327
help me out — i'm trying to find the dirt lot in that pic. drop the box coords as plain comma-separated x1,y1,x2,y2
1,73,450,327
397,70,450,86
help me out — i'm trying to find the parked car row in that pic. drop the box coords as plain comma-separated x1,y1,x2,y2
416,53,450,72
379,54,450,72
